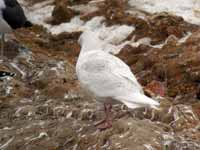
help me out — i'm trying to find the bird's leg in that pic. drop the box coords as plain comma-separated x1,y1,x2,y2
94,103,113,130
0,33,5,60
104,103,112,124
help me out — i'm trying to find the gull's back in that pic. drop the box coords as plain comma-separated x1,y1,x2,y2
76,50,143,98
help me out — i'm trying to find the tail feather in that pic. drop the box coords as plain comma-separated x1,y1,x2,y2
122,101,143,109
116,93,160,109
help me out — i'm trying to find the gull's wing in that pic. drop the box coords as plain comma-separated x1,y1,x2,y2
76,51,143,98
111,53,143,92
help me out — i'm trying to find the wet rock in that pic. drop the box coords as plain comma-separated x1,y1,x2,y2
50,0,77,25
118,44,150,66
134,55,155,73
169,140,200,150
147,12,197,44
186,29,200,44
80,108,96,121
2,41,20,59
43,85,68,99
186,67,200,82
152,63,166,81
146,80,166,97
35,105,54,117
109,118,163,150
196,86,200,100
15,105,36,117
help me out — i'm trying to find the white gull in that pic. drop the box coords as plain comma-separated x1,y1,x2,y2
76,30,159,129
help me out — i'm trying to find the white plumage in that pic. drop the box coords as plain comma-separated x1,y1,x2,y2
76,30,159,109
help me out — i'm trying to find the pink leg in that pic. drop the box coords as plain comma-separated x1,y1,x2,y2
94,103,113,130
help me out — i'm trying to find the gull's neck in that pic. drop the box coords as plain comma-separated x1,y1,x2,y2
80,35,103,55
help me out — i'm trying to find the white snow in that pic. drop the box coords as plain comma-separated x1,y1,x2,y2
128,32,192,49
178,32,192,44
128,0,200,25
98,25,134,45
49,16,84,34
64,93,79,100
19,0,134,54
20,0,54,26
69,3,99,13
19,0,199,54
49,16,135,54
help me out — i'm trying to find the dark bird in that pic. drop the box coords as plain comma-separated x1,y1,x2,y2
0,0,32,59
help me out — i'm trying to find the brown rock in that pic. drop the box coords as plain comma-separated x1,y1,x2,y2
51,0,77,25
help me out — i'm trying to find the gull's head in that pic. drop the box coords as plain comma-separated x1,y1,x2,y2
78,30,103,52
79,30,97,45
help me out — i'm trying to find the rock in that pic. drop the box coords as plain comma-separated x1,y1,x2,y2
145,80,166,97
50,0,77,25
109,118,163,150
80,108,95,121
186,67,200,82
43,85,68,99
152,63,166,81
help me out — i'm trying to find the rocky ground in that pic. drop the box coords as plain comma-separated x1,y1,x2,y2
0,0,200,150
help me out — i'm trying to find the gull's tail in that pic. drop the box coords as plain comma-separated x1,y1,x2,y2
116,93,160,109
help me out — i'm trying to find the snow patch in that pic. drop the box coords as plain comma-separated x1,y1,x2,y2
98,25,134,45
69,3,99,13
128,0,200,25
49,16,84,34
21,0,54,26
21,0,195,54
